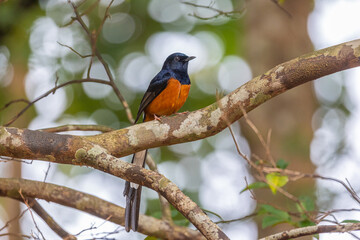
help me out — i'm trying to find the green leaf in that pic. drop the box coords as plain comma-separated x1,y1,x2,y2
258,204,275,214
262,215,288,228
240,182,268,193
173,219,190,227
266,173,288,194
150,210,162,219
171,209,178,218
298,219,316,228
299,195,315,212
258,204,288,216
259,205,291,228
145,236,158,240
342,220,360,223
276,159,289,169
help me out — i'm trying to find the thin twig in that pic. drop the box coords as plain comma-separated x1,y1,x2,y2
0,156,33,164
68,0,135,123
215,212,257,224
182,1,245,20
57,41,92,58
313,175,360,204
74,215,113,237
4,78,111,126
260,222,360,240
18,190,46,240
62,0,100,27
0,233,31,239
0,208,29,232
0,99,30,112
43,163,51,182
40,124,115,133
95,0,114,44
240,106,276,167
29,199,77,240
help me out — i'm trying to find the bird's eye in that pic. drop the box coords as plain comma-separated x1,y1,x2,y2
174,56,180,62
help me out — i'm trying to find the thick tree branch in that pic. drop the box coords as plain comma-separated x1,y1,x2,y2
1,39,360,159
0,141,227,239
0,178,203,240
73,144,228,239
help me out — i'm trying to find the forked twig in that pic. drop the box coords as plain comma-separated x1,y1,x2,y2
240,106,276,167
4,78,110,126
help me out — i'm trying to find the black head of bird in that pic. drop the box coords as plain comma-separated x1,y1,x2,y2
162,52,196,72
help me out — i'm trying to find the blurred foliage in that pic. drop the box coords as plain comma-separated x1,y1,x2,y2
276,158,289,169
258,204,291,228
0,0,329,238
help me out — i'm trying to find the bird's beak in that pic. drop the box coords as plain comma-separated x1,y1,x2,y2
184,56,196,62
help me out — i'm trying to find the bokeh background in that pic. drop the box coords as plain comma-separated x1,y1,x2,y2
1,0,360,239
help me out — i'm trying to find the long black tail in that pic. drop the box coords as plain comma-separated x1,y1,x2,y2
123,150,147,232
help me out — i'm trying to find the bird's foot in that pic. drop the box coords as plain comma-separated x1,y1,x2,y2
154,114,163,122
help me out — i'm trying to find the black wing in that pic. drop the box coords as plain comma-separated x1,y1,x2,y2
134,72,170,123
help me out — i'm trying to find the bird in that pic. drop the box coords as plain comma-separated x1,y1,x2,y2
123,52,195,232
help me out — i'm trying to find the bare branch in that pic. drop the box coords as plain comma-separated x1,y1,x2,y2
0,207,29,232
240,106,276,166
57,41,92,58
28,198,76,240
62,0,100,27
74,215,113,236
261,222,360,240
68,0,135,123
40,124,115,133
0,156,33,164
215,212,257,224
0,178,204,240
182,1,245,20
95,0,114,44
0,99,30,112
313,175,360,204
3,78,110,126
43,163,51,182
0,233,31,239
18,190,46,240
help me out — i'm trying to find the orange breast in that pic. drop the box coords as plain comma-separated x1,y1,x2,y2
144,78,190,121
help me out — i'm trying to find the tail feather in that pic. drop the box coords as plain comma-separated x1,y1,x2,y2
123,150,147,232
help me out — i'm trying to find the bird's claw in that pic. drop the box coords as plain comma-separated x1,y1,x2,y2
154,114,162,122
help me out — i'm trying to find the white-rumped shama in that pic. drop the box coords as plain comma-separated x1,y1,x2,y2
123,52,195,232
